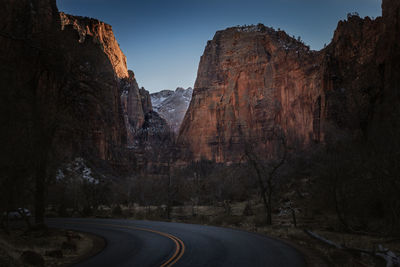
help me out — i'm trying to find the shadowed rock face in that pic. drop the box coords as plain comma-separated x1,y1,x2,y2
0,0,63,178
179,1,400,163
151,87,193,133
120,71,152,147
0,0,169,177
60,13,156,150
0,1,137,171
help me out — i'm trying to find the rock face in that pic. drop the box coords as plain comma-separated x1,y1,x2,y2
58,12,171,172
179,24,320,162
0,0,71,181
57,13,132,163
140,87,153,115
151,90,175,107
374,0,400,139
0,0,148,177
151,87,193,133
60,12,129,79
179,3,400,163
60,13,154,150
61,13,156,152
120,70,153,146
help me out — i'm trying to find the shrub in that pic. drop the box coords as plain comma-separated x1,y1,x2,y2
112,205,122,217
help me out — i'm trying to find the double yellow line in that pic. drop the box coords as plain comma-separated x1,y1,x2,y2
62,221,185,267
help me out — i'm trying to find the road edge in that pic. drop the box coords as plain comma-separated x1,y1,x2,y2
50,228,107,267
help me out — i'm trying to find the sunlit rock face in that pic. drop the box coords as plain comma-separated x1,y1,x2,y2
179,7,400,163
151,87,193,133
60,12,129,79
179,25,321,162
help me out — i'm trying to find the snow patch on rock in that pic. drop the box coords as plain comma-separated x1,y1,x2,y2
150,87,193,133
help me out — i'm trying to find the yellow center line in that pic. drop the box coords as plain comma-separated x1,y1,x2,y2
167,234,185,266
60,221,185,267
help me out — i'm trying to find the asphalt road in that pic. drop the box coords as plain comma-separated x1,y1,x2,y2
47,218,306,267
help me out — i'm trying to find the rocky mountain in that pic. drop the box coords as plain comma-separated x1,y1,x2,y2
151,87,193,133
179,0,400,163
151,90,175,107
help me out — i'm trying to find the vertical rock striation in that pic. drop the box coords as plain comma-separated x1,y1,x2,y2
179,1,400,163
179,25,320,162
120,70,153,146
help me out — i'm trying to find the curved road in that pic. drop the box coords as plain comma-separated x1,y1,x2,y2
47,218,306,267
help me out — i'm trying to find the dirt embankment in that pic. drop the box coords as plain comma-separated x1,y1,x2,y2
0,226,104,267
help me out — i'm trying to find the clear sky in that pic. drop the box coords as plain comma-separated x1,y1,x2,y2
56,0,381,93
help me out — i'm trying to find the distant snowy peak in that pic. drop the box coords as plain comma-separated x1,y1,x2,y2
150,89,174,111
150,87,193,133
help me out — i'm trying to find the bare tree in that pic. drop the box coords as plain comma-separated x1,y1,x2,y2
244,128,287,225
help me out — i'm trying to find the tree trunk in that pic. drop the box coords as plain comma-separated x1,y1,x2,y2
252,159,269,224
34,135,51,225
266,190,272,225
291,208,297,227
34,157,47,225
166,172,172,220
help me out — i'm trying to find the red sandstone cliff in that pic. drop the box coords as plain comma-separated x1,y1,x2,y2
179,1,400,163
60,12,155,152
59,12,168,171
179,25,321,162
120,70,153,146
0,0,174,186
60,12,129,79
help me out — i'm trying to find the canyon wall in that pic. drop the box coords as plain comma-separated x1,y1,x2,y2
59,12,171,172
60,13,154,151
179,1,399,163
0,0,63,182
0,0,150,174
56,13,129,163
120,70,149,146
179,25,321,162
60,12,129,79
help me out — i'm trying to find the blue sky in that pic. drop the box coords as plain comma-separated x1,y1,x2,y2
56,0,381,93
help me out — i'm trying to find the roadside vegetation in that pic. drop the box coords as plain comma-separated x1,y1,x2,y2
35,127,400,267
1,98,399,267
